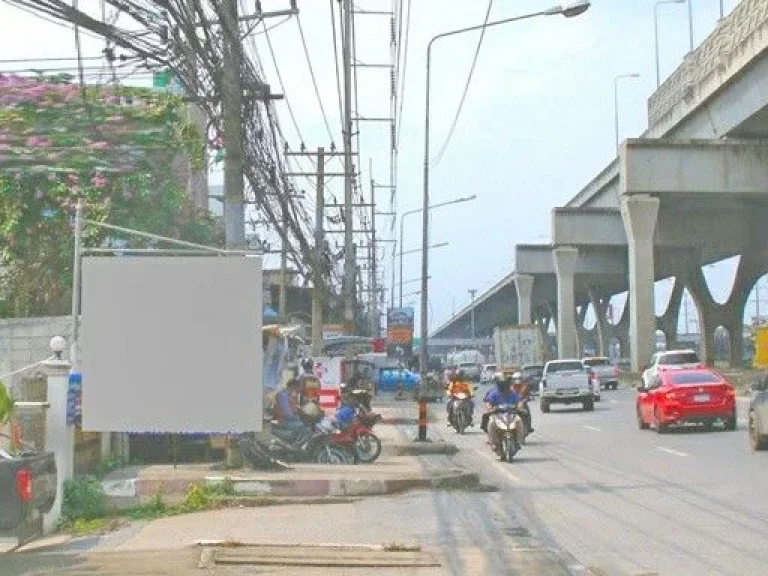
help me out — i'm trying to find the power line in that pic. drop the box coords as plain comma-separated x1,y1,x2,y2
261,18,305,146
329,0,344,126
6,1,104,41
295,14,335,143
431,0,493,167
395,0,411,147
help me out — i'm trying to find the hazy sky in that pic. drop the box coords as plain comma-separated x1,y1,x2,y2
0,0,756,333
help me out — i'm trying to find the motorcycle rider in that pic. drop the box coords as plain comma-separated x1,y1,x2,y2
446,370,475,426
512,372,534,435
273,378,312,445
483,375,522,447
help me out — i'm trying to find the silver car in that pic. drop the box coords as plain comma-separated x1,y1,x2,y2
749,374,768,451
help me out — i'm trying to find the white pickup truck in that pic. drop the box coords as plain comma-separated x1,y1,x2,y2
540,359,596,413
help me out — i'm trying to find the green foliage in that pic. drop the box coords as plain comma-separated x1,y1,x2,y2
93,455,124,479
0,380,14,424
181,483,211,512
62,477,107,522
181,479,236,512
0,76,223,318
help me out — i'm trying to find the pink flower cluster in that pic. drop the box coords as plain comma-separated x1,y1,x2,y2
0,74,80,106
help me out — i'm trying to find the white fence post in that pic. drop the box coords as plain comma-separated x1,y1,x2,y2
42,357,74,535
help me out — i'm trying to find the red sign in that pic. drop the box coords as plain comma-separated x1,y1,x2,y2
372,338,386,353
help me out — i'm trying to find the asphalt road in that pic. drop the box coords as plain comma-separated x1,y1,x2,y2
443,384,768,576
6,389,767,576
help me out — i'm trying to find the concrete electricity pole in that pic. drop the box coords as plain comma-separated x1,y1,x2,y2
314,148,326,355
342,0,356,334
284,147,356,355
221,0,245,250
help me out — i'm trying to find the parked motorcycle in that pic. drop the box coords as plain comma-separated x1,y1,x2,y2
330,412,382,463
488,403,525,462
448,392,473,434
266,418,353,464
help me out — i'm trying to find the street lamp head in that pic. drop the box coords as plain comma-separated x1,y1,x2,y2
559,1,591,18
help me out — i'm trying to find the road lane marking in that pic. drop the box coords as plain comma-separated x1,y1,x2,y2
610,400,619,404
737,397,751,404
656,447,688,457
582,425,602,432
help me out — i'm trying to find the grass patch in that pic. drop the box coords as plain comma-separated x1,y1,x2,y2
59,517,109,536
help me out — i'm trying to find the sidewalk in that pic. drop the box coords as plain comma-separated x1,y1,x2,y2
101,403,474,506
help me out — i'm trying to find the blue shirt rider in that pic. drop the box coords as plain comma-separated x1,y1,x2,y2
481,378,520,433
485,386,520,407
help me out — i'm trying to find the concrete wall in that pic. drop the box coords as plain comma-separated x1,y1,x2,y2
0,316,70,395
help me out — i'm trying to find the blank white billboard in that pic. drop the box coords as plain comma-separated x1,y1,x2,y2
81,256,262,433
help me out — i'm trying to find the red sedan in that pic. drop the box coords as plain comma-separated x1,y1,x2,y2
636,368,737,433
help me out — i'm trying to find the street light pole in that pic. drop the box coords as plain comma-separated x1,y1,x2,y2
687,0,694,52
399,196,474,307
654,0,686,87
419,1,591,382
469,289,477,339
614,73,640,154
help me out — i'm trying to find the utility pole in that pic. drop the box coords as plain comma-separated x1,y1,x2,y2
284,148,354,355
313,148,326,355
221,0,245,250
279,195,287,318
370,160,378,337
342,0,356,335
469,289,477,339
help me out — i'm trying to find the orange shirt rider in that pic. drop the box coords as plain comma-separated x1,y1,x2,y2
446,373,474,398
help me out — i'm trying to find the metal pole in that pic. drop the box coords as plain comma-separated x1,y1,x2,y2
419,39,433,413
312,148,325,357
654,2,661,87
71,198,85,369
342,0,356,334
687,0,694,52
757,279,761,325
469,289,477,339
719,0,724,20
614,77,620,154
613,74,639,155
399,213,407,307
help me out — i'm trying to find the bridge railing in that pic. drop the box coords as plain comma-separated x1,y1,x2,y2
648,0,768,135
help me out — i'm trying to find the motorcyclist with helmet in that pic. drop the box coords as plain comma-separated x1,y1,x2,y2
445,369,475,427
481,374,521,435
511,371,534,435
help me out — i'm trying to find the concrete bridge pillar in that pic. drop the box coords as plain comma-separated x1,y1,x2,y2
588,288,610,357
656,276,684,350
553,246,579,358
621,195,660,372
683,265,718,366
576,305,593,356
514,274,535,325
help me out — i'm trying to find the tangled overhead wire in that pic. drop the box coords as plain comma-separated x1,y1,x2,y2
2,0,330,286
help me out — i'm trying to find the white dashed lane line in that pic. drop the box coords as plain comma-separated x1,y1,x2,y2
656,447,689,457
582,425,602,432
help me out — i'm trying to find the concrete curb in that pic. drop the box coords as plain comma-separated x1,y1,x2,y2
203,471,479,497
102,470,479,506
